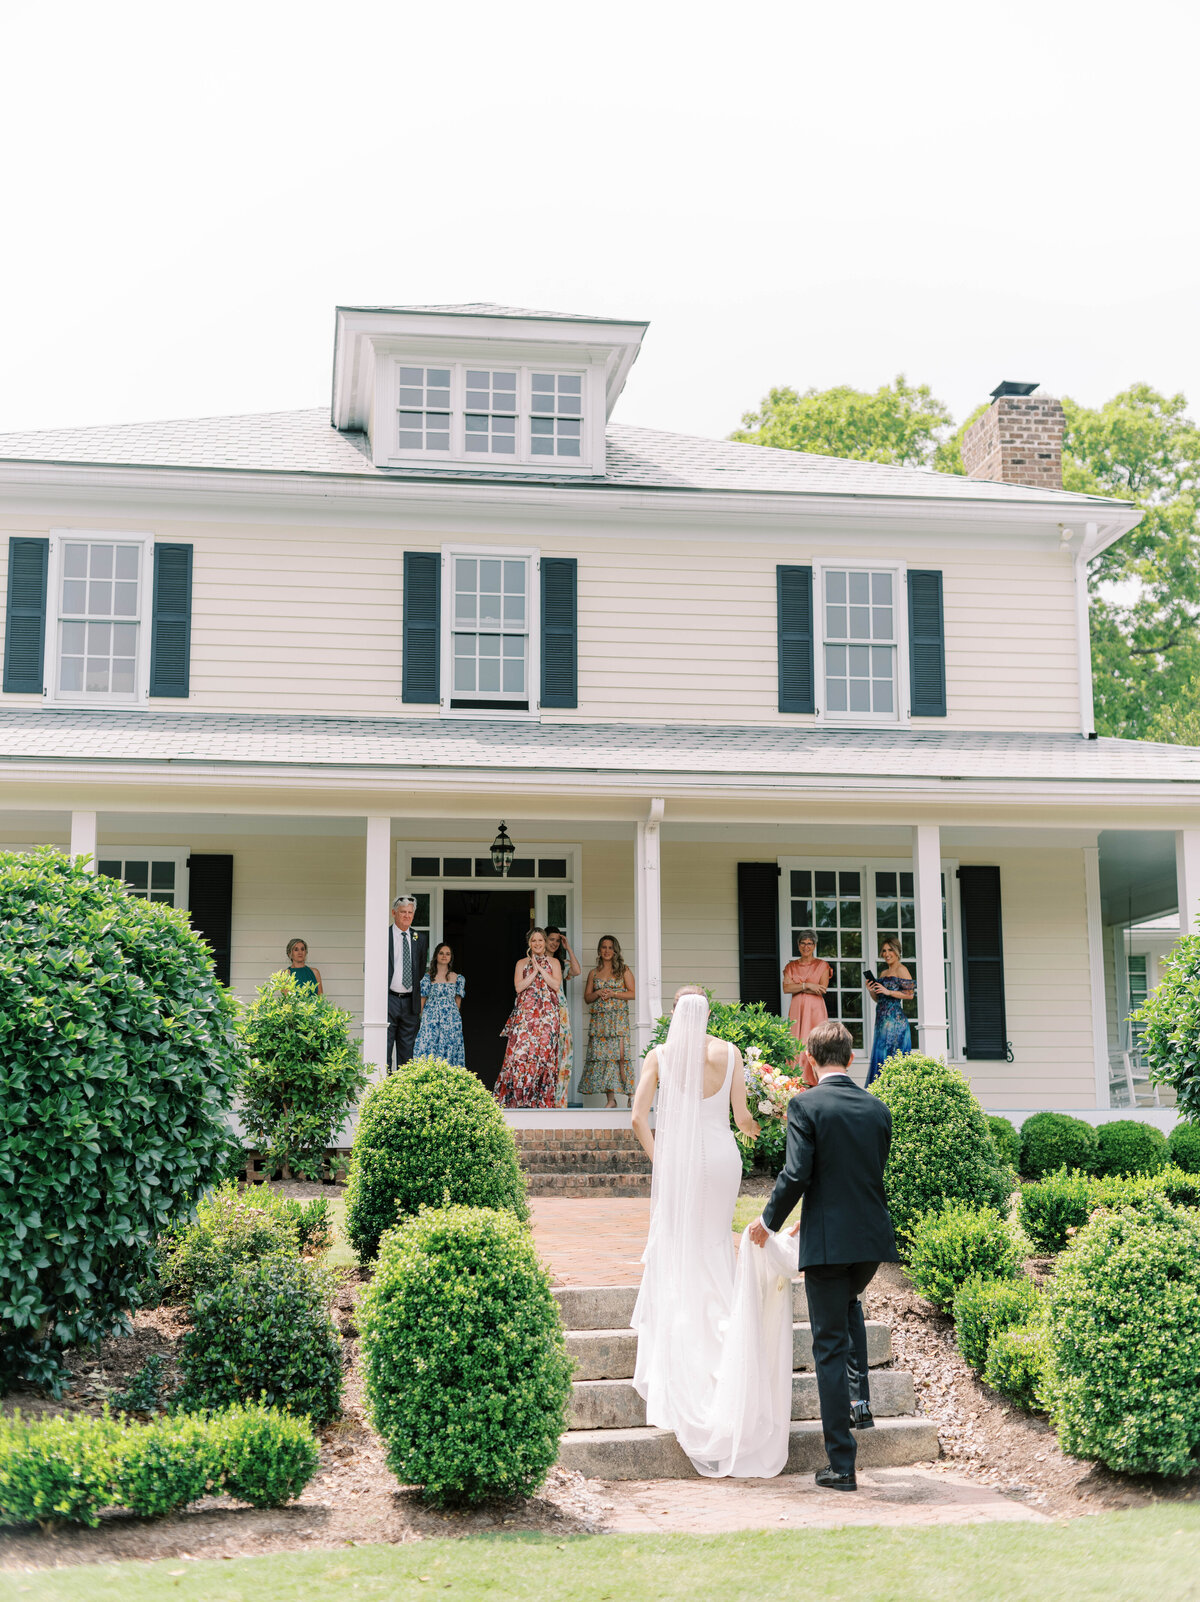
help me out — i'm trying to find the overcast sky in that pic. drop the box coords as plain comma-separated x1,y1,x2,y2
2,0,1196,443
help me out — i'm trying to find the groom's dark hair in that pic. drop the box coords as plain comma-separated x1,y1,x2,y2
806,1019,854,1067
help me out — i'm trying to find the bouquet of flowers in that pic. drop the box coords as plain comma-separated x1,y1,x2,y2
743,1046,804,1122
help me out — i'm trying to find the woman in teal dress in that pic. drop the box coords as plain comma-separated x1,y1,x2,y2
285,938,323,993
866,938,914,1085
414,942,466,1067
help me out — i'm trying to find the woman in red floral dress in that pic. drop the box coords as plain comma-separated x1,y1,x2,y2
494,927,562,1108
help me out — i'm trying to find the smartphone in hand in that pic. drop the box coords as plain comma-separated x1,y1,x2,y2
863,970,877,986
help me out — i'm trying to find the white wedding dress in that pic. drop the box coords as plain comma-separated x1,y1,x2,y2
630,994,795,1477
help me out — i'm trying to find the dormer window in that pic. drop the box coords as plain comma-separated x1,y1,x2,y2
464,370,517,454
397,367,452,452
390,361,587,467
530,373,582,457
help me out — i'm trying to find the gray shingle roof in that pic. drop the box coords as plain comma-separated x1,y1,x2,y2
1,709,1195,784
0,409,1123,506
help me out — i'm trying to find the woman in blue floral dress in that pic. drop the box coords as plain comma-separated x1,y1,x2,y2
866,937,915,1086
414,942,466,1067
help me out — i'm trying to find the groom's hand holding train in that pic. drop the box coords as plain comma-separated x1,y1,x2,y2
748,1019,899,1492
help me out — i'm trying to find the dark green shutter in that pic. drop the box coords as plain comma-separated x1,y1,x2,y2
958,866,1008,1059
3,537,49,694
149,543,193,698
777,565,814,713
540,556,578,708
402,551,440,704
738,862,781,1009
908,569,946,717
188,854,233,986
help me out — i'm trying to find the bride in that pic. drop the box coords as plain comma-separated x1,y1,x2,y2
629,986,797,1476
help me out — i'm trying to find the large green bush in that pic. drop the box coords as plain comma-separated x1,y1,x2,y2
1094,1119,1169,1178
646,996,798,1070
905,1203,1020,1312
345,1058,528,1262
986,1115,1021,1171
983,1323,1048,1411
175,1257,342,1424
1131,937,1200,1117
239,972,368,1181
869,1053,1012,1246
1044,1197,1200,1475
360,1204,572,1506
1019,1112,1098,1179
952,1274,1041,1371
1167,1120,1200,1174
0,848,243,1393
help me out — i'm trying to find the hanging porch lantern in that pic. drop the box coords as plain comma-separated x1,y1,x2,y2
490,821,516,879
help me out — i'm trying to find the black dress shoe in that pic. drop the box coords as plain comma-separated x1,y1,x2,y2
814,1467,857,1491
851,1402,875,1429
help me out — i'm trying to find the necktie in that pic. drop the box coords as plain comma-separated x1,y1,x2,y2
401,930,411,989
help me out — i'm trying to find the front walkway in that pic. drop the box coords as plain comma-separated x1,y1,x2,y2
531,1197,649,1284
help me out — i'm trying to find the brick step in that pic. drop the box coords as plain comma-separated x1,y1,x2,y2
570,1369,916,1430
565,1320,892,1383
526,1176,651,1198
520,1152,652,1174
559,1416,939,1480
555,1281,824,1332
513,1134,646,1152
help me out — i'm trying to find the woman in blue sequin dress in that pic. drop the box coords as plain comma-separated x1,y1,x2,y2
866,937,915,1086
414,942,466,1067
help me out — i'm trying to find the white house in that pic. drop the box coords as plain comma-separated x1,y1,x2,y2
0,302,1193,1125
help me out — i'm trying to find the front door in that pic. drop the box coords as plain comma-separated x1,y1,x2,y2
442,888,535,1089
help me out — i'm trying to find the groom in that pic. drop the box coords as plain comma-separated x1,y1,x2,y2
749,1019,898,1491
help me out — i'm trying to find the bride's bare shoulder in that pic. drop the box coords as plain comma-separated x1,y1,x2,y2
704,1034,737,1062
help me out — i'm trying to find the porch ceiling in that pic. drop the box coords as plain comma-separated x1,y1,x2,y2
1099,829,1179,925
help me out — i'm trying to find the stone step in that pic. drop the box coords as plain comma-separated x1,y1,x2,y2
565,1321,892,1383
526,1175,651,1198
554,1281,840,1332
559,1415,939,1480
569,1369,916,1430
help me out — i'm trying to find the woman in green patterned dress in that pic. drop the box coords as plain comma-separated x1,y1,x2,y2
580,935,637,1107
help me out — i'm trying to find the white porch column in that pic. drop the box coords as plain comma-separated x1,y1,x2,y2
69,811,97,871
362,816,392,1077
912,824,948,1059
634,798,665,1064
1083,845,1111,1108
1176,829,1200,937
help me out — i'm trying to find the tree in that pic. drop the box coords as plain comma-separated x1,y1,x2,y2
731,376,953,467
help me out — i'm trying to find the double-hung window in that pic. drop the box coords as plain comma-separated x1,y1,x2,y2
392,363,588,466
821,567,898,719
450,553,532,709
464,370,517,455
56,538,145,701
530,373,582,458
397,367,452,452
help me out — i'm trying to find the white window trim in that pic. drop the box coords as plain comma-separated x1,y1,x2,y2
812,559,910,727
383,358,599,473
94,846,191,910
777,854,962,1062
439,543,541,719
44,530,154,707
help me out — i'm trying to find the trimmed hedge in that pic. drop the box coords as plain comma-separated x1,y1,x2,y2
360,1204,572,1506
905,1204,1020,1313
952,1274,1041,1372
345,1058,528,1262
1019,1112,1098,1180
1094,1120,1168,1178
984,1323,1048,1411
986,1115,1021,1172
0,1404,316,1527
1044,1196,1200,1475
869,1054,1012,1247
0,848,243,1393
1168,1121,1200,1174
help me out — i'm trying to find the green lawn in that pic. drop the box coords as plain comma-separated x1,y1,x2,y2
15,1506,1200,1602
731,1194,799,1234
322,1191,356,1269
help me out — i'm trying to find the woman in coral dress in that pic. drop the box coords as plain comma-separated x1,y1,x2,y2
782,932,833,1089
493,927,561,1108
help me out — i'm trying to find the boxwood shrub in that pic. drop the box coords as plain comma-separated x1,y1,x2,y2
175,1257,342,1424
952,1274,1041,1371
1167,1120,1200,1174
1017,1168,1094,1254
0,848,243,1393
1094,1120,1168,1178
905,1203,1020,1313
360,1204,572,1506
1130,936,1200,1116
345,1058,528,1262
983,1323,1048,1411
1019,1112,1098,1179
1043,1197,1200,1475
986,1115,1021,1172
0,1411,121,1528
869,1054,1012,1247
160,1181,300,1300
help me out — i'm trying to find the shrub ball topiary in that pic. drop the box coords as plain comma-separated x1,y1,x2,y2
345,1058,528,1261
239,972,368,1181
0,848,243,1393
1017,1168,1094,1255
869,1053,1012,1247
1019,1112,1098,1180
1168,1120,1200,1175
1093,1120,1169,1178
360,1204,573,1506
175,1257,342,1424
905,1203,1021,1312
1130,937,1200,1117
1043,1197,1200,1476
983,1323,1048,1411
211,1403,321,1508
952,1274,1041,1371
986,1115,1021,1172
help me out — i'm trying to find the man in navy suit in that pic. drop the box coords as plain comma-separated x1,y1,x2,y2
749,1018,898,1491
386,895,429,1072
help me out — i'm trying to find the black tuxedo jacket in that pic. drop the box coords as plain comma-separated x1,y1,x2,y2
386,926,429,1014
761,1074,898,1269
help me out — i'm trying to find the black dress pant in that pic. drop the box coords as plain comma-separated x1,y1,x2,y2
387,991,419,1072
804,1261,880,1477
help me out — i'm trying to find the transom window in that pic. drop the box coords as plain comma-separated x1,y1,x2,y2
451,555,530,707
530,373,583,457
397,366,452,451
392,363,587,465
57,541,142,699
464,370,517,454
823,569,897,717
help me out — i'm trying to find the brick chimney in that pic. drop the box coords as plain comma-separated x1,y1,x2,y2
961,381,1064,490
